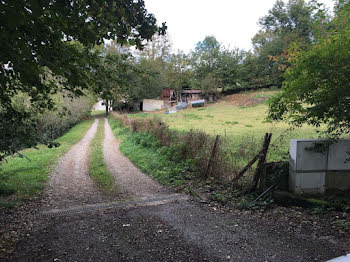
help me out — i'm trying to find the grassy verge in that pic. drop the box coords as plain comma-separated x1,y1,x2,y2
89,118,118,195
108,116,194,187
0,120,94,208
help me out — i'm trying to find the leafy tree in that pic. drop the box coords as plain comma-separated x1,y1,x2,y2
250,0,327,89
216,48,244,90
166,52,194,91
137,34,172,61
92,51,135,114
191,36,222,82
1,0,165,109
130,35,173,102
240,52,262,89
200,73,221,98
190,36,243,91
0,0,165,160
268,2,350,138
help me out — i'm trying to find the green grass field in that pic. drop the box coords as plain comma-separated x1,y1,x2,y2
129,90,322,160
0,120,93,208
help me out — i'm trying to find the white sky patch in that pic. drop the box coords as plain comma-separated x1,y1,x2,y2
144,0,336,53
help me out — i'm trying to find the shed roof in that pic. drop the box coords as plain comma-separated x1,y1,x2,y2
181,90,202,94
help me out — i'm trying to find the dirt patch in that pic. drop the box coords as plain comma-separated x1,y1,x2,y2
103,118,170,200
42,119,108,210
224,93,269,106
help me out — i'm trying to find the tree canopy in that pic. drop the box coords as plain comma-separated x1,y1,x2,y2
0,0,165,108
268,2,350,138
0,0,165,160
247,0,327,89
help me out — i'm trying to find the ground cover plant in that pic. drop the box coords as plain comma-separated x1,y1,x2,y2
0,120,93,208
89,119,118,196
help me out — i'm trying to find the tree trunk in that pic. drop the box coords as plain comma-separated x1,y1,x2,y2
105,99,109,115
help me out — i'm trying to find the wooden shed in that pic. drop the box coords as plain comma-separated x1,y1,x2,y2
179,89,202,104
161,88,177,107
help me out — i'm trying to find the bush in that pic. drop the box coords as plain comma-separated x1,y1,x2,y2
0,91,94,161
37,94,94,142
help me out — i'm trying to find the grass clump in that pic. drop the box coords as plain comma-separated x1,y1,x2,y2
89,119,117,196
0,120,93,208
331,219,350,233
183,113,203,120
119,134,195,186
224,121,239,125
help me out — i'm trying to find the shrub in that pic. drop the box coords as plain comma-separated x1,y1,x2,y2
1,91,94,161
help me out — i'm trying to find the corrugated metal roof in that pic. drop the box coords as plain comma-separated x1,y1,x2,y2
181,90,202,94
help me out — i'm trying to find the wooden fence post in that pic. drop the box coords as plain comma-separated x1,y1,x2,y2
205,135,220,179
251,133,272,192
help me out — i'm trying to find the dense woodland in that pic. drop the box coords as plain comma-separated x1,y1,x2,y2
1,0,349,159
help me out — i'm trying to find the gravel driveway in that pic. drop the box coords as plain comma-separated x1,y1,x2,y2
42,118,108,210
3,117,349,262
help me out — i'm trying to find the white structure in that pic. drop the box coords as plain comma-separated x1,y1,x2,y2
93,98,112,111
290,139,350,193
142,99,165,111
327,254,350,262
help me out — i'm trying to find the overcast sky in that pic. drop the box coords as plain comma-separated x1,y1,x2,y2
144,0,335,53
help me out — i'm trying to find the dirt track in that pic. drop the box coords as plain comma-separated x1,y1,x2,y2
103,118,169,200
3,117,350,262
43,118,107,210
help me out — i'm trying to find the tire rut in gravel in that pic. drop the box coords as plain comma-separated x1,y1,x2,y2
43,119,108,210
103,118,170,200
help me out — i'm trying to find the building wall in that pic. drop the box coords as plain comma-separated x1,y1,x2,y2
93,100,112,111
93,100,105,111
289,139,350,193
142,99,164,111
